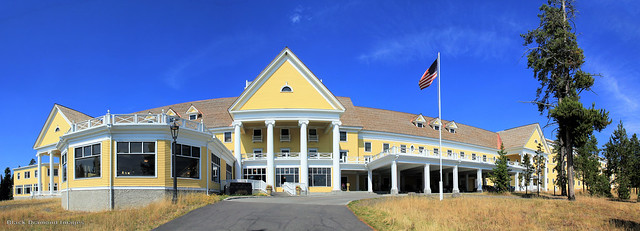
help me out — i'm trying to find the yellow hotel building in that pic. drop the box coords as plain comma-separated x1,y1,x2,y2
17,48,557,211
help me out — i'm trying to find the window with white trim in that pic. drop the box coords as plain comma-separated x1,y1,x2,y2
16,185,22,194
16,173,20,180
383,143,390,153
410,145,415,153
189,114,197,120
24,185,31,194
364,142,372,152
483,155,487,162
339,131,347,142
308,129,318,142
419,146,425,154
447,150,452,157
308,167,331,187
253,129,262,142
416,122,424,128
434,148,439,155
400,145,407,153
25,171,30,179
75,143,101,178
172,143,200,178
281,128,290,142
35,170,38,177
276,167,299,187
253,148,263,158
434,125,440,131
117,142,156,176
224,132,232,143
281,85,292,92
472,153,477,160
460,152,465,158
340,151,348,162
449,128,456,133
211,153,220,183
34,184,38,192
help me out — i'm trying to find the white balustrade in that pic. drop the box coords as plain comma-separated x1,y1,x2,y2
71,113,208,134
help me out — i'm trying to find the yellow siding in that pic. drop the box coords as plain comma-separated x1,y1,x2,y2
13,165,61,197
240,61,335,110
525,130,550,153
36,111,71,148
360,138,498,162
308,187,332,192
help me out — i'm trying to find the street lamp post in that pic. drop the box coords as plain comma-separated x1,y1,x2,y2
170,119,180,204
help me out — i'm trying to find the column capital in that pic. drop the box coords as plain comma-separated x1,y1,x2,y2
265,120,276,126
298,120,309,126
331,121,342,126
232,121,243,127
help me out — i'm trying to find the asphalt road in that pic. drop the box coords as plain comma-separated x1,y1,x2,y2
154,192,380,231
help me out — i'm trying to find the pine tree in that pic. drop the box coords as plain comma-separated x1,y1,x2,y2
0,167,12,201
29,158,36,165
575,134,600,194
522,0,610,201
629,134,640,202
490,143,511,193
522,153,533,195
603,122,632,200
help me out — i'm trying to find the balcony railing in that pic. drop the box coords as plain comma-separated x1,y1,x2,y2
243,152,333,161
71,113,208,134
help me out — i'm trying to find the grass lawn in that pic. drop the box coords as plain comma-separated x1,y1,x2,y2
0,193,224,230
348,194,640,231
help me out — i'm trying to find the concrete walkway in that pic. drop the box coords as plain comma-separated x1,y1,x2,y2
154,192,380,231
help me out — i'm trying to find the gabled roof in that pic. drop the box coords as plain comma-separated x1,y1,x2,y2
134,97,237,128
446,121,458,129
228,47,345,113
429,118,442,126
497,123,539,149
165,108,180,117
33,104,92,149
186,105,201,115
412,114,427,123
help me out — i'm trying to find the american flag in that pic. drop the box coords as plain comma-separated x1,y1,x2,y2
419,59,438,90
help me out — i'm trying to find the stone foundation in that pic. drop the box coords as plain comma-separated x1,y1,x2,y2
61,188,211,211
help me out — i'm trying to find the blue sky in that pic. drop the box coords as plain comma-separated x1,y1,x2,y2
1,1,638,170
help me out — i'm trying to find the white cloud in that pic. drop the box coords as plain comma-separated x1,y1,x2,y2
358,27,515,64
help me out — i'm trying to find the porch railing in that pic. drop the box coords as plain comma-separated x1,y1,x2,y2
71,113,208,134
221,179,267,193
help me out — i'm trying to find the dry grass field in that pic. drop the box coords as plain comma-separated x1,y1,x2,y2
349,194,640,231
0,193,224,231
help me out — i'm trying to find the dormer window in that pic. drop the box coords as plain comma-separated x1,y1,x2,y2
416,122,424,128
55,126,60,132
189,114,197,120
281,82,293,92
434,126,440,131
449,128,456,133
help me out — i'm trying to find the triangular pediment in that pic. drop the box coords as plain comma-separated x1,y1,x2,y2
446,121,458,129
33,105,74,149
166,108,179,117
229,48,345,113
429,118,441,126
186,105,200,114
413,114,426,123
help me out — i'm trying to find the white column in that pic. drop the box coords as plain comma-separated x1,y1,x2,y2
332,121,341,192
266,120,275,187
452,164,459,194
367,169,373,193
424,164,431,194
232,121,243,179
515,172,520,191
49,153,54,194
390,160,398,194
37,154,42,195
476,168,483,192
299,120,309,189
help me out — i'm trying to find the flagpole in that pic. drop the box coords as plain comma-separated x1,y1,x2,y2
438,52,443,201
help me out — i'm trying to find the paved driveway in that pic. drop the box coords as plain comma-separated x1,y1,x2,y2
154,192,380,231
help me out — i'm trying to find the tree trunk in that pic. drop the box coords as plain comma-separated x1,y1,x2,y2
566,129,576,200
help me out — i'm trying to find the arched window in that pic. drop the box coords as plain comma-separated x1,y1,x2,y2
281,86,292,92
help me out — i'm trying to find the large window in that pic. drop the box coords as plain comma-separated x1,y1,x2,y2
211,153,220,183
276,167,299,187
308,167,331,187
117,142,155,176
75,143,101,178
25,171,30,179
172,144,200,179
16,185,22,194
244,168,266,182
24,185,31,194
364,142,372,152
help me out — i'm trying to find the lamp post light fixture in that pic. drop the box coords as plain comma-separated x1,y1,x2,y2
170,118,180,204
